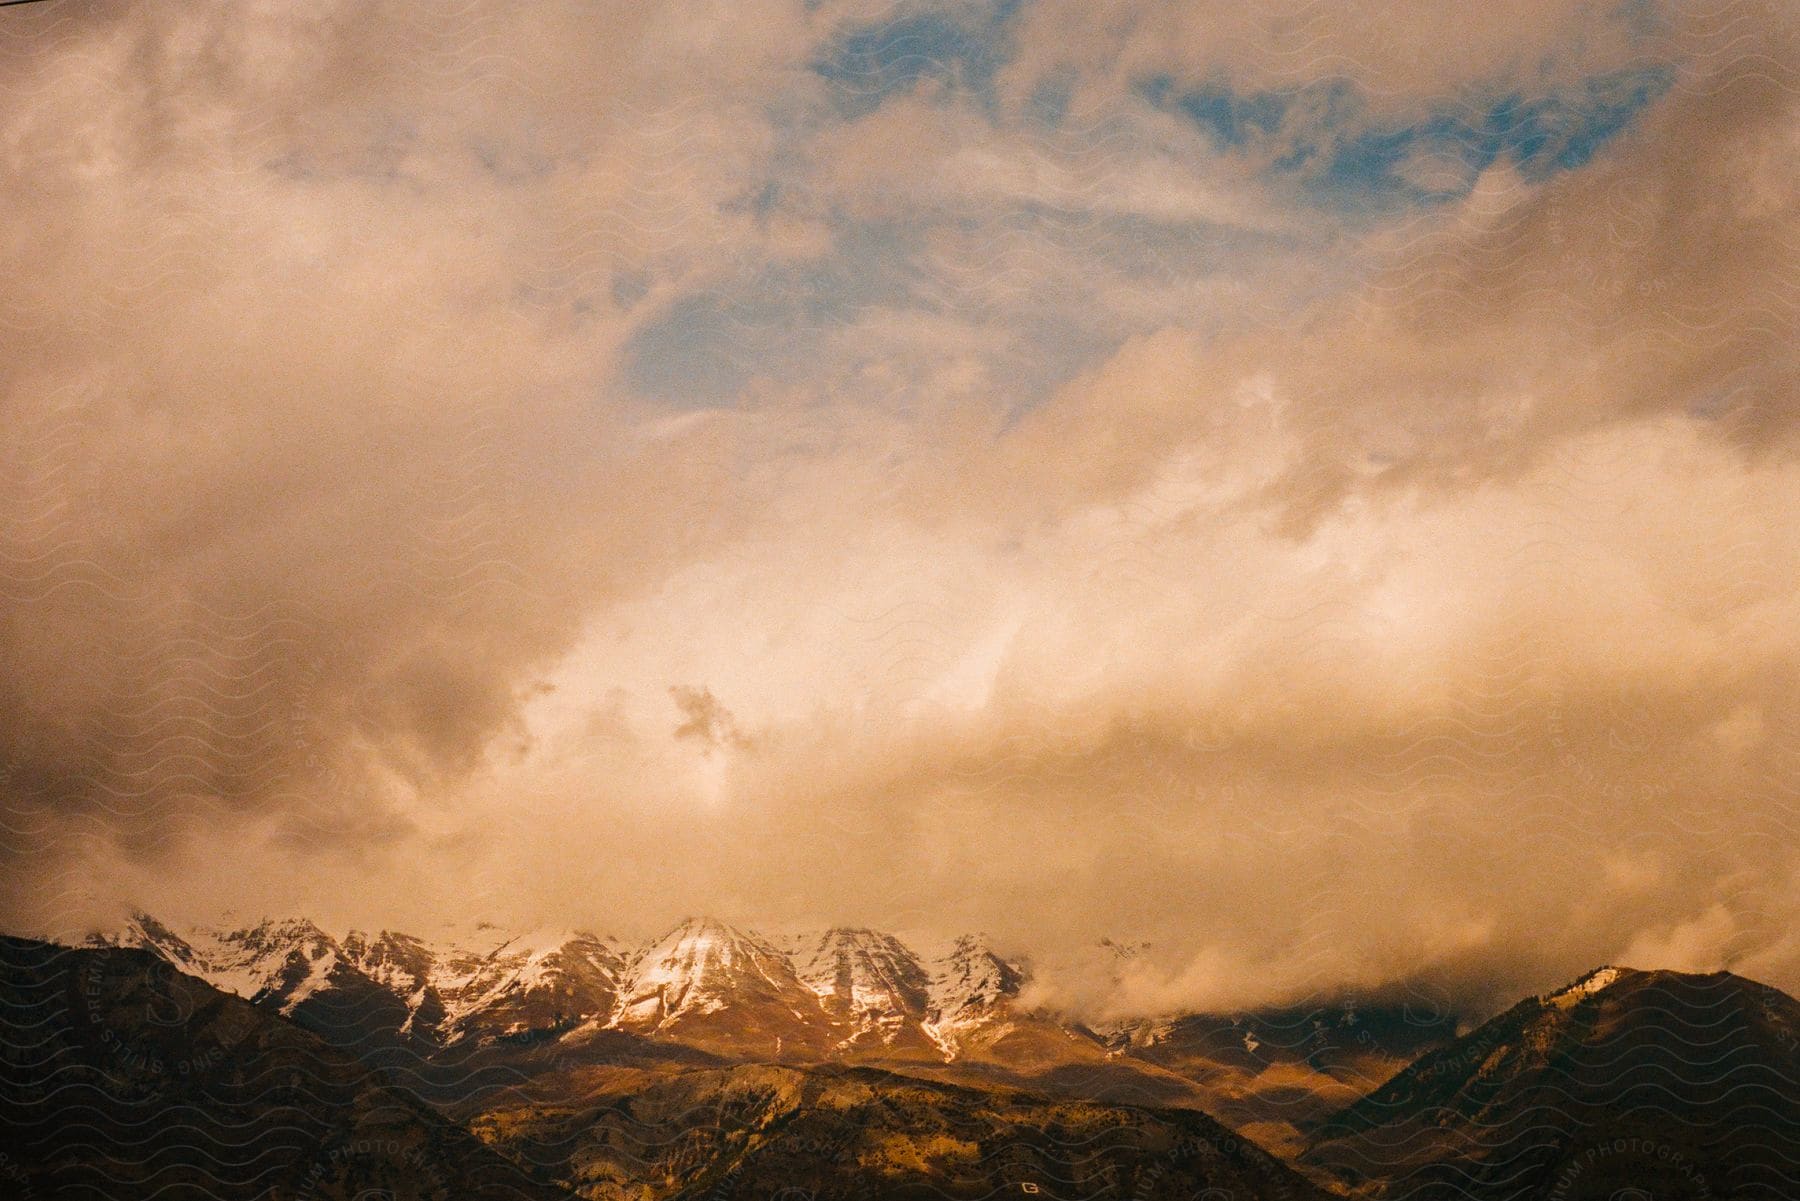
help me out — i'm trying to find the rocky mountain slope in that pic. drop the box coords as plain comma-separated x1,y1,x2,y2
1099,994,1462,1156
90,910,1469,1137
0,930,1331,1200
95,912,1083,1064
0,935,575,1201
790,926,936,1052
466,1060,1332,1201
30,919,1800,1201
1303,965,1800,1200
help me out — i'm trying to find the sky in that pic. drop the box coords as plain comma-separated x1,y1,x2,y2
1,0,1795,1018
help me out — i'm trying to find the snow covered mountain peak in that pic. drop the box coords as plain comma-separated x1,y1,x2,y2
792,927,932,1046
96,911,1053,1061
928,934,1025,1020
918,934,1028,1059
631,916,774,973
655,915,753,948
613,917,809,1033
121,914,350,1015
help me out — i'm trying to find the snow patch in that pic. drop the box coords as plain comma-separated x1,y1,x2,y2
1545,966,1623,1010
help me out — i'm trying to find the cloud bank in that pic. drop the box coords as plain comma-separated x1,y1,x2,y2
1,0,1795,1016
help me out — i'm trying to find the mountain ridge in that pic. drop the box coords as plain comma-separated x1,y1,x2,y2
92,910,1059,1062
0,934,1336,1201
56,915,1800,1194
1303,963,1800,1199
77,910,1472,1154
0,935,577,1201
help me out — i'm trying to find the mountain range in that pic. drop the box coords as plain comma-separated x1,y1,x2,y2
34,913,1800,1200
93,914,1054,1062
2,934,1331,1201
89,911,1461,1149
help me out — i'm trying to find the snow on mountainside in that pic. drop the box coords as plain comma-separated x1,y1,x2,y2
611,918,831,1055
461,928,625,1035
791,928,932,1049
926,934,1024,1023
93,912,207,974
206,918,346,1012
1542,964,1623,1009
94,915,351,1016
922,934,1027,1058
340,924,625,1041
95,911,1040,1060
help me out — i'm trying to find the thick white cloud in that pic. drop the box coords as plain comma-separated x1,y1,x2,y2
2,0,1795,1017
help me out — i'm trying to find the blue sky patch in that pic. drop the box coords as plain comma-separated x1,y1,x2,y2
813,1,1024,119
624,224,920,406
1143,65,1673,214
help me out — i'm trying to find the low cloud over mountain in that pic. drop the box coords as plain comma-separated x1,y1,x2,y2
1,0,1796,1017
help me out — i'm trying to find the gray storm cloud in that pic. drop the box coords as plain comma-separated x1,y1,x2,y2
1,0,1795,1018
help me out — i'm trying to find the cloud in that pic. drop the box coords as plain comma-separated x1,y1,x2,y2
1617,904,1739,975
0,0,804,917
670,685,751,752
2,0,1796,1021
1001,0,1675,112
